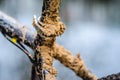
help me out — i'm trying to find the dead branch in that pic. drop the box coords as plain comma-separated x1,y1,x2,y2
32,0,97,79
0,11,37,49
0,0,120,80
54,43,97,80
1,11,120,80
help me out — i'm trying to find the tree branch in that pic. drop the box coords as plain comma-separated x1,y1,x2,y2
1,0,120,80
35,0,97,79
0,11,42,49
40,0,60,24
1,11,120,80
54,43,97,80
0,11,35,49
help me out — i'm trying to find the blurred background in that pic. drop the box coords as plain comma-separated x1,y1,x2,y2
0,0,120,80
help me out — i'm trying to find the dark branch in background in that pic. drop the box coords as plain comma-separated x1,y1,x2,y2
0,12,44,49
98,72,120,80
0,11,37,63
0,11,36,49
2,33,34,63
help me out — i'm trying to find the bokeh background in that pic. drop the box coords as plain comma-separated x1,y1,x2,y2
0,0,120,80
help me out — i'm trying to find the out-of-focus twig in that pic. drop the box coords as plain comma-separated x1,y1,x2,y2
0,11,36,49
98,73,120,80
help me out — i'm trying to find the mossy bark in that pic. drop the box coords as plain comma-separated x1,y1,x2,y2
0,0,98,80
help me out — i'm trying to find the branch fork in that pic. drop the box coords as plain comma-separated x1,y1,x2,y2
32,15,66,37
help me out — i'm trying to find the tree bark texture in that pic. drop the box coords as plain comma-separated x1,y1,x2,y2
0,0,120,80
1,10,120,80
32,0,97,80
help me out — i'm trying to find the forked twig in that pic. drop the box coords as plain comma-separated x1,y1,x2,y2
0,0,120,80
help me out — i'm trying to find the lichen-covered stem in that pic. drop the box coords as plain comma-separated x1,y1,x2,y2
40,0,60,24
1,11,120,80
54,43,97,80
34,0,97,80
32,0,65,80
32,0,65,37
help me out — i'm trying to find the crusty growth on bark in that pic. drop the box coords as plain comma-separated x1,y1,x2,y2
33,0,66,37
1,11,120,80
40,0,60,24
2,0,120,80
54,43,97,80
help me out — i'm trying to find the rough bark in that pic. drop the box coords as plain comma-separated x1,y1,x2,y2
1,11,120,80
32,0,97,80
0,0,119,80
